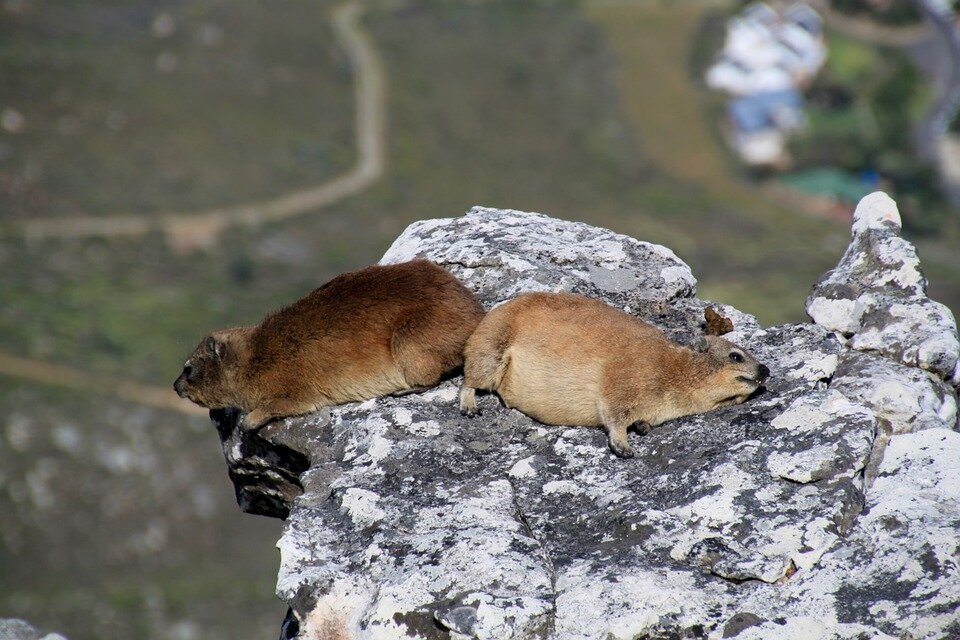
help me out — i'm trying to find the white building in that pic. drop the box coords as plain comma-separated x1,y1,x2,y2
706,2,825,165
706,2,826,97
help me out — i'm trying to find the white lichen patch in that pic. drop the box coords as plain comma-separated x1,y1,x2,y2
786,352,839,383
543,480,584,497
509,456,537,479
770,391,871,434
806,297,863,334
554,562,726,640
667,463,755,527
417,383,459,403
767,445,837,483
392,407,413,426
340,488,386,527
404,419,442,438
660,265,697,293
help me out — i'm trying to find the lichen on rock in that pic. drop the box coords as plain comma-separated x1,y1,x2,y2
806,192,960,384
209,195,960,639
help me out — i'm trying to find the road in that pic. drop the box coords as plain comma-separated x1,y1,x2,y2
914,0,960,163
0,351,206,416
4,1,386,252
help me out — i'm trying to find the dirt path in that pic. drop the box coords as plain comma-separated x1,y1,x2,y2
0,2,385,412
7,1,386,253
816,2,929,47
0,351,206,416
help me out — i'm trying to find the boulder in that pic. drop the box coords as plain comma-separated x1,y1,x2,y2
209,198,960,639
0,619,68,640
805,192,959,384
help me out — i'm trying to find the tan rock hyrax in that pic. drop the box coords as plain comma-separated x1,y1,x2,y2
458,292,769,458
174,259,485,430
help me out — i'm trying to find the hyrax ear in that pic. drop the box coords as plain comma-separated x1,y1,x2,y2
206,335,228,361
690,335,710,353
704,307,734,336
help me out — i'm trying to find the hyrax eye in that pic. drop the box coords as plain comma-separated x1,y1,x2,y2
729,352,744,363
183,365,194,378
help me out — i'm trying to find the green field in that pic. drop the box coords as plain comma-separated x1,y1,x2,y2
0,0,355,218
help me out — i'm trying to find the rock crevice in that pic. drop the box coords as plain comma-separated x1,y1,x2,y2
212,196,959,639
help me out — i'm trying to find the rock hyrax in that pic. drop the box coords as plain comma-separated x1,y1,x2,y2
459,292,768,458
174,259,485,430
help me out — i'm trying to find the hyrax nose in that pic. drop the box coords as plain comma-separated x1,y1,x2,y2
758,364,770,381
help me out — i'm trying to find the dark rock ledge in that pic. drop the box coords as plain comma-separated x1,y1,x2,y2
212,193,960,640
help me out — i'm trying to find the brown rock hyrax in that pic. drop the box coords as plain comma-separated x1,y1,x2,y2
459,292,768,458
174,259,485,430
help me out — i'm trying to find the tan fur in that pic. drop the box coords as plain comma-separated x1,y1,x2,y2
459,292,768,458
174,260,485,430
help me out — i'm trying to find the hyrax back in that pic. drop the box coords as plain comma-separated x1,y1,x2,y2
460,292,768,458
174,260,485,430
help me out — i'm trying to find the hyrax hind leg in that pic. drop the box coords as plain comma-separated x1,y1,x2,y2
460,322,512,416
598,401,636,459
390,305,483,393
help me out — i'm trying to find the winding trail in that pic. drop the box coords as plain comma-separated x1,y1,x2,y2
5,1,386,252
0,2,384,411
818,3,929,47
914,0,960,163
0,351,206,416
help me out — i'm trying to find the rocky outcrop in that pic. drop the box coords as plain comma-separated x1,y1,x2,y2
210,195,960,639
0,619,68,640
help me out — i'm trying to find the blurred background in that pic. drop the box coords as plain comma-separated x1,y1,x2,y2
1,0,958,638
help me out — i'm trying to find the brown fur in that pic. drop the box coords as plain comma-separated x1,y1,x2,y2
459,292,768,458
174,260,485,430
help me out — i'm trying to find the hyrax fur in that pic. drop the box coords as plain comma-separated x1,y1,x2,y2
459,292,768,458
174,260,485,430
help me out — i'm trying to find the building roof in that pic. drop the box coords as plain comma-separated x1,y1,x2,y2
780,168,875,203
785,3,822,35
728,89,804,133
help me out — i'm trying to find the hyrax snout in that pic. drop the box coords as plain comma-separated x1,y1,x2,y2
174,259,485,430
458,292,768,458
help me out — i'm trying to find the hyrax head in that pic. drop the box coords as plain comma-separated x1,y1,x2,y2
691,334,769,409
173,329,244,409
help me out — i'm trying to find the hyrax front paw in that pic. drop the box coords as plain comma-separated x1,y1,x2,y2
240,409,272,432
608,438,635,459
459,385,480,416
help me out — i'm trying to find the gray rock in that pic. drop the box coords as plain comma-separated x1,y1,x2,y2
209,197,960,639
805,192,959,383
0,619,67,640
832,350,958,436
381,205,697,312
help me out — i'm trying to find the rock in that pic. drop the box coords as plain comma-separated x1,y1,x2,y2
208,196,960,639
754,428,960,640
380,206,697,311
832,350,957,436
0,619,68,640
806,192,960,383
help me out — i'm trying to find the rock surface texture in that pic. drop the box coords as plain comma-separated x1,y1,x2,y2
212,196,960,640
0,618,68,640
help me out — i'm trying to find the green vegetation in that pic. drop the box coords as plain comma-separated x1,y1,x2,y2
831,0,922,25
780,167,874,205
0,0,355,218
791,31,948,234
